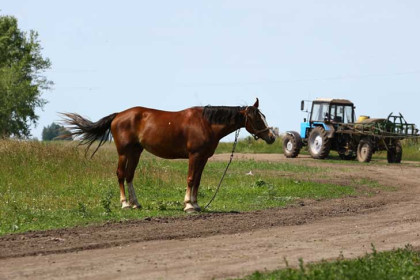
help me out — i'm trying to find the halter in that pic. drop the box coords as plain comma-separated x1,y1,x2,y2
244,107,273,140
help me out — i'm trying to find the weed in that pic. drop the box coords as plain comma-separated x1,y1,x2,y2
100,189,113,215
77,202,89,218
254,179,267,187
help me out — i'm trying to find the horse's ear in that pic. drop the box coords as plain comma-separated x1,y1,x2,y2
253,98,259,108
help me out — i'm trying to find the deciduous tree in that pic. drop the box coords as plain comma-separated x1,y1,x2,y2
0,15,52,138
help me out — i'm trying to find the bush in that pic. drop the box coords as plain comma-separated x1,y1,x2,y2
42,122,72,141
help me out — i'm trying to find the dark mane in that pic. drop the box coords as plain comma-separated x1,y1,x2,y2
202,106,246,125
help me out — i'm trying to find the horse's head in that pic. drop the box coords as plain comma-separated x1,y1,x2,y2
243,98,276,144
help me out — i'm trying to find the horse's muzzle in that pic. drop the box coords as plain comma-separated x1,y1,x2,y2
261,129,276,144
265,134,276,144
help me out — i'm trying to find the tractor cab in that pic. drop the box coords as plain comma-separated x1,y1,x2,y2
299,98,355,139
309,98,355,124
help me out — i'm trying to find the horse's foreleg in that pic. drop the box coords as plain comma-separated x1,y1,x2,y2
117,154,130,209
126,182,141,209
184,155,208,213
125,145,143,209
184,174,194,213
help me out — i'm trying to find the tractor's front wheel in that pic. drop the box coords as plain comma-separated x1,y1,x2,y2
283,133,302,158
357,139,373,163
308,127,331,159
387,140,402,163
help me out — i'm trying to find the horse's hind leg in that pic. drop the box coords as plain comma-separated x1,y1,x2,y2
117,154,130,209
125,144,143,209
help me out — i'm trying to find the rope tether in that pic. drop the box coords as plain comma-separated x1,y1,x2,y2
204,129,240,210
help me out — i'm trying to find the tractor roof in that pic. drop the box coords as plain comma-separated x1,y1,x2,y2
314,98,353,105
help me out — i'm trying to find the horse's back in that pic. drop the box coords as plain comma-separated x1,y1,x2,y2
111,106,207,158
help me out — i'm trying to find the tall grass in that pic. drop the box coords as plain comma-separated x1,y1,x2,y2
0,140,362,235
400,139,420,161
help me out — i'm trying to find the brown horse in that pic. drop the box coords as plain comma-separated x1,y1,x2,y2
62,98,275,212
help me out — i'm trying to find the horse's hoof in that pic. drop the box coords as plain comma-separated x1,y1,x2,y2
121,201,131,209
185,207,198,214
193,204,201,212
132,204,142,209
184,203,197,213
184,202,196,213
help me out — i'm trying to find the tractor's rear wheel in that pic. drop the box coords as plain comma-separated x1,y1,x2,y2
357,139,373,163
387,140,402,163
283,134,301,158
308,127,331,159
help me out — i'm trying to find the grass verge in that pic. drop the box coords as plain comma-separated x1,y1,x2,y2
237,245,420,280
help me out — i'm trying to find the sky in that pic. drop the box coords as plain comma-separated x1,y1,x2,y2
2,1,420,141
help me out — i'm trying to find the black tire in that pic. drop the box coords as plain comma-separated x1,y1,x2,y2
308,127,331,159
357,139,373,163
387,140,402,163
283,134,301,158
339,151,357,160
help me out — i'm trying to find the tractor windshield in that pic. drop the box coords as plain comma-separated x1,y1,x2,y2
311,103,330,122
311,102,354,123
330,104,354,123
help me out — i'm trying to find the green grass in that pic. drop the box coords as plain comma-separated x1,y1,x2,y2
237,245,420,280
0,140,368,235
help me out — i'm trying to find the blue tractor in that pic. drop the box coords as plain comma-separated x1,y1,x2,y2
283,98,418,163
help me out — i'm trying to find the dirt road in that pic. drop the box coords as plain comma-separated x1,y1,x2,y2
1,154,419,280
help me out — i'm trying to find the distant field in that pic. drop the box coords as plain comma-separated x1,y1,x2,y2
217,136,420,161
0,139,389,235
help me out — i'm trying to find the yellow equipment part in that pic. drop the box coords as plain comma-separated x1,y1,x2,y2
357,115,370,123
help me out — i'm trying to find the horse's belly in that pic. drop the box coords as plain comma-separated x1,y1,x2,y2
140,139,189,159
148,147,189,159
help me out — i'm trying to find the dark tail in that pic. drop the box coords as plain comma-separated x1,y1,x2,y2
61,112,118,158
